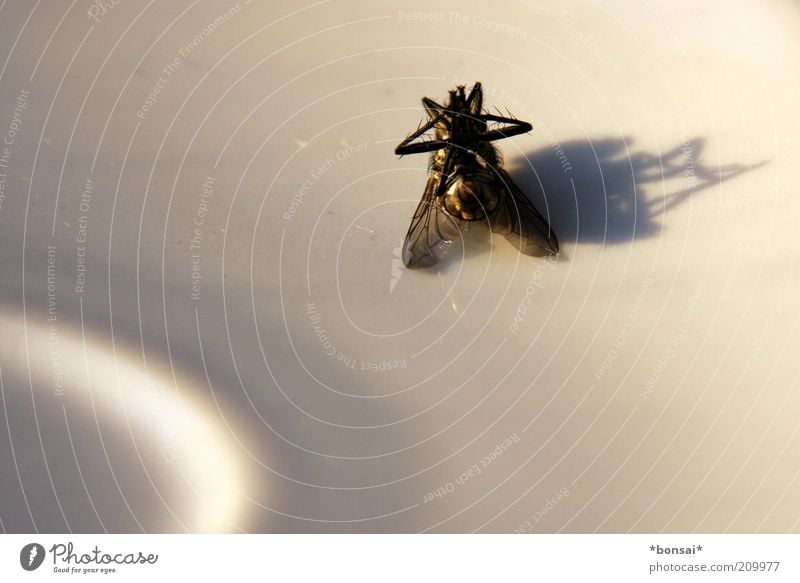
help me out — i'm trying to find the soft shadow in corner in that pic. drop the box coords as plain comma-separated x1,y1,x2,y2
507,137,766,245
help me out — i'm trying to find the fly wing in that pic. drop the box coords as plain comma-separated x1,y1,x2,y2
402,173,462,268
488,168,558,256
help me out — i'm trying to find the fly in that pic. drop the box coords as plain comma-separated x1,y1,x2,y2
395,82,558,268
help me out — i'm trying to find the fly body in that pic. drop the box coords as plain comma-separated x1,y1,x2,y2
395,82,558,268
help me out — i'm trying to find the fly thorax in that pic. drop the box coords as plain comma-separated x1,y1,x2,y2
432,148,448,168
443,172,499,221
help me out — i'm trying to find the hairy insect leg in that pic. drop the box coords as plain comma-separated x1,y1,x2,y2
480,113,533,142
395,115,447,156
422,97,447,120
466,82,483,116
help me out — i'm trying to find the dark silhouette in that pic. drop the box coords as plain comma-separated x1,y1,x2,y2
507,137,766,245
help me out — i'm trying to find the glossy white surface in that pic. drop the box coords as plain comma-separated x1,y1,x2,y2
0,0,798,532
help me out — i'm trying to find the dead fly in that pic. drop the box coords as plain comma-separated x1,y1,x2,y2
395,82,558,268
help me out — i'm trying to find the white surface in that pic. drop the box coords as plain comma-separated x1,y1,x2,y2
0,0,799,532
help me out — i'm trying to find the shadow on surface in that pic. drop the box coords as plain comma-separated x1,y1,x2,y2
508,137,767,245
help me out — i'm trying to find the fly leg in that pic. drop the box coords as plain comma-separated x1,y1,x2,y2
395,115,448,156
480,114,533,142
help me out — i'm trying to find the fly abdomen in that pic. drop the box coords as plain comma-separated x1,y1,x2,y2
442,172,500,221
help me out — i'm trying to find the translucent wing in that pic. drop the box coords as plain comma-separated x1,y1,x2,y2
488,168,558,256
402,173,463,268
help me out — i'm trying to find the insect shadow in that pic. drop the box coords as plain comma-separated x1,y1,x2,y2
506,136,767,246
